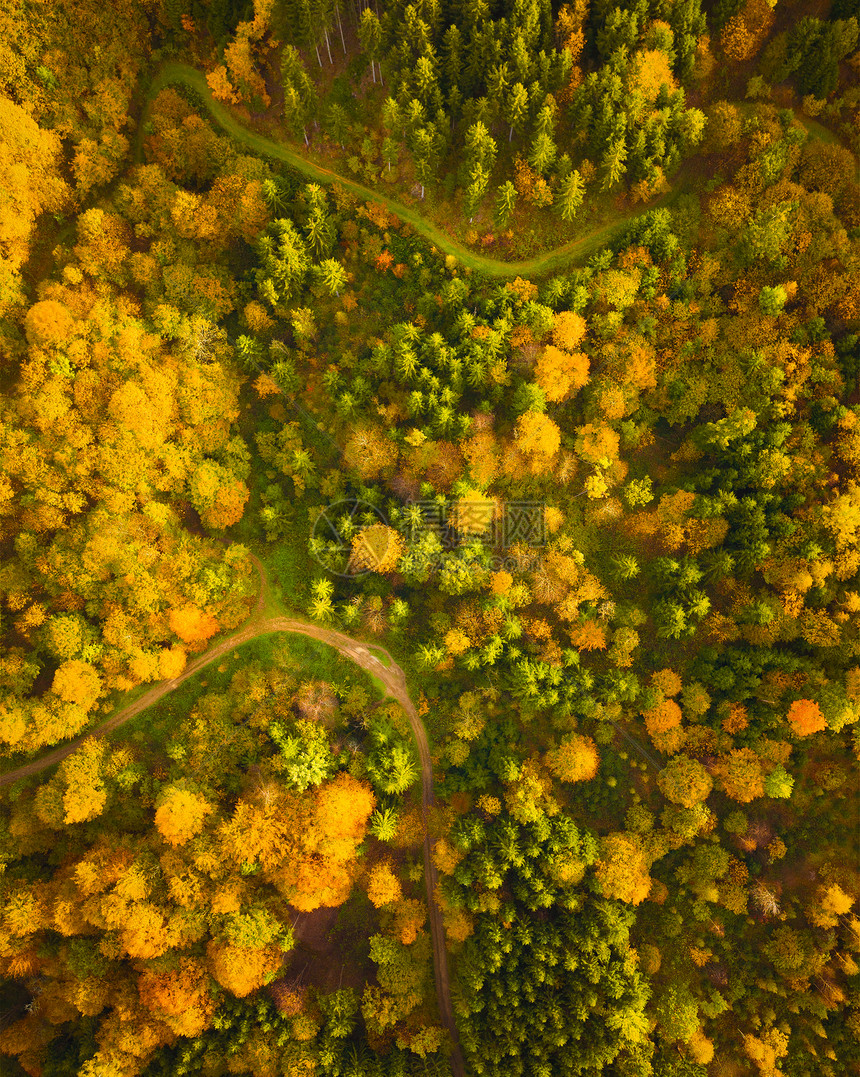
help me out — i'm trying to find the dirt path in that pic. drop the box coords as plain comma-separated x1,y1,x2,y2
0,557,466,1077
145,62,674,280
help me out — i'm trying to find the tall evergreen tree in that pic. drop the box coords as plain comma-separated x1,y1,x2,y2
557,169,584,222
463,120,497,186
506,82,529,141
529,131,557,174
464,164,491,220
601,136,628,191
359,9,383,84
494,180,517,229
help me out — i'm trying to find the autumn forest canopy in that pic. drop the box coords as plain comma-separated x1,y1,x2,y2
1,0,860,1076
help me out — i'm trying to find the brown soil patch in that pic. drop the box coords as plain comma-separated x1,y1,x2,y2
290,904,340,953
282,902,370,992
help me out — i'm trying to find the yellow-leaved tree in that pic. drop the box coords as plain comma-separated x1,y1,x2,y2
514,410,561,473
207,940,284,998
0,94,69,315
594,833,652,905
367,862,403,907
535,346,590,403
350,524,404,574
155,782,214,846
545,734,599,783
51,660,102,712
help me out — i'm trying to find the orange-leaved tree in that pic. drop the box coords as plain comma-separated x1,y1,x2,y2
545,733,599,783
23,299,76,348
168,606,220,647
137,957,216,1037
286,774,377,912
786,698,826,737
643,698,684,754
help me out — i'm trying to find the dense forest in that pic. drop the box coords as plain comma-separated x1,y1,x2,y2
1,1,860,1076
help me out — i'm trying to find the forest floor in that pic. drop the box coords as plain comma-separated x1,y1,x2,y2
0,555,466,1077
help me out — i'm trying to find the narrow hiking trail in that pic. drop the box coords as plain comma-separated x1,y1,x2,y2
0,558,467,1077
147,64,860,279
146,61,675,279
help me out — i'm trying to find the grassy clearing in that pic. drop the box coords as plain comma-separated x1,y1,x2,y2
366,671,388,697
259,630,388,696
113,631,385,752
258,529,317,617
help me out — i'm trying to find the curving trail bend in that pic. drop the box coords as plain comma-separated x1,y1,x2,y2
145,61,671,280
0,559,466,1077
147,64,859,278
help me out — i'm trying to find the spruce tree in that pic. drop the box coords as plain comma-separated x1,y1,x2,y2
494,180,517,230
557,169,584,222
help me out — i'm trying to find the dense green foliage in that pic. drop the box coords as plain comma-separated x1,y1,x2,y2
1,3,860,1077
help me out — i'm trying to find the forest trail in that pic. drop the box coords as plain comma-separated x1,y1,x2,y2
146,62,673,279
0,556,467,1077
146,64,860,279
